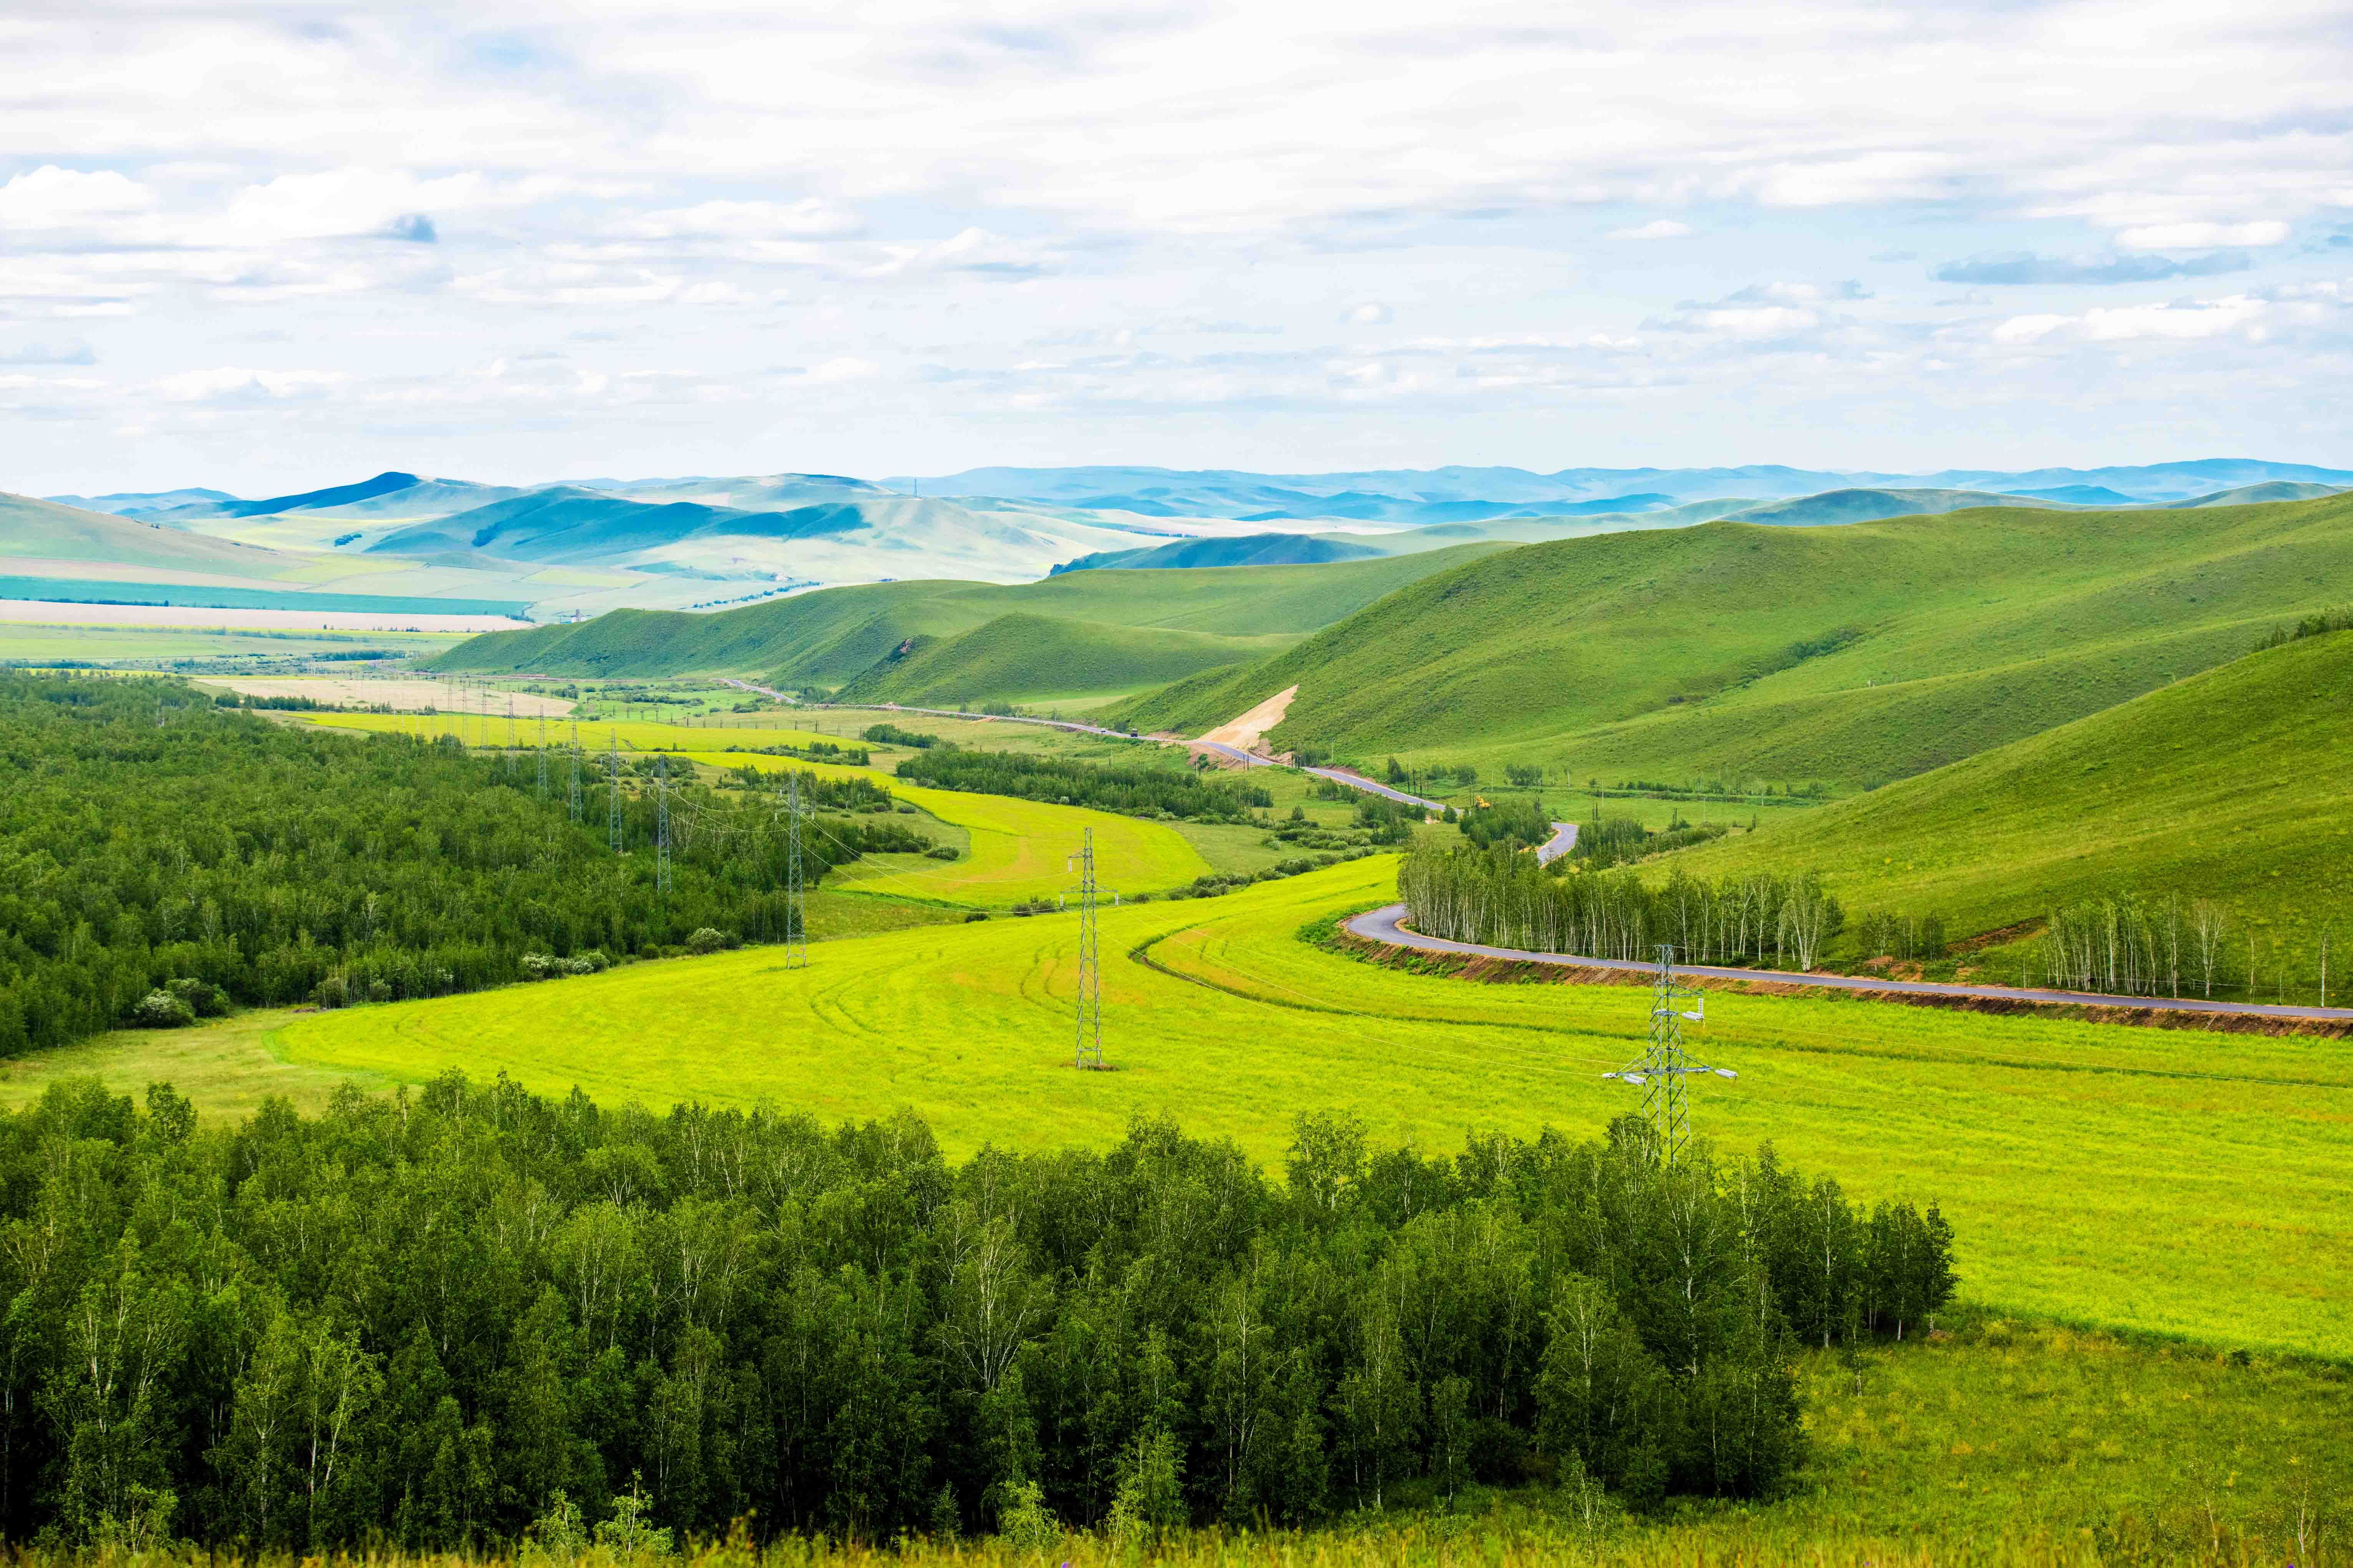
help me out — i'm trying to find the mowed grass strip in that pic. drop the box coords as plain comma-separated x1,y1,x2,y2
271,858,2353,1359
307,713,850,754
684,752,1213,905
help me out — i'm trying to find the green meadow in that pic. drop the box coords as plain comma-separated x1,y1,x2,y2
215,857,2353,1360
1649,628,2353,981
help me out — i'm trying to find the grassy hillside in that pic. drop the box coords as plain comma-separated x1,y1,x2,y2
1643,628,2353,973
832,612,1295,704
0,491,310,577
1115,492,2353,784
220,857,2353,1357
425,544,1504,685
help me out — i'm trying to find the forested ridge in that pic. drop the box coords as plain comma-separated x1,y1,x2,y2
0,674,913,1054
0,1076,1952,1548
894,749,1273,823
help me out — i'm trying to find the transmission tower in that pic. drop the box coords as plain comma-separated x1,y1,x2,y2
780,772,807,969
1602,945,1736,1163
537,712,548,801
505,696,516,774
606,729,622,852
568,719,582,822
1067,827,1105,1070
654,753,672,894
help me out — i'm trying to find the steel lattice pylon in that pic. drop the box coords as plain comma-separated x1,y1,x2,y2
1069,827,1105,1069
654,753,671,893
1603,944,1737,1163
780,772,807,970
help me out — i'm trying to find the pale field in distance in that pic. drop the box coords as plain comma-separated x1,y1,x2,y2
218,677,577,714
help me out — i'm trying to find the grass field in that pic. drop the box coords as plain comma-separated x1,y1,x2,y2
1650,629,2353,982
241,856,2351,1360
1112,492,2353,788
688,752,1215,904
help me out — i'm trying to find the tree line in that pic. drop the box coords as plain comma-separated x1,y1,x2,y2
0,674,918,1054
1399,846,1846,971
2035,892,2342,1005
0,1075,1954,1549
894,750,1273,822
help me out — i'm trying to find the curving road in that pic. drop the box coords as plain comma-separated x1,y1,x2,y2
1344,902,2353,1022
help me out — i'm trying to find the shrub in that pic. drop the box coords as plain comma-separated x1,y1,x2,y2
131,989,195,1028
924,844,960,860
685,927,729,955
166,976,227,1016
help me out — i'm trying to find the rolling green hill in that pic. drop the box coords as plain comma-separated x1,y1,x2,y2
426,542,1505,688
1112,492,2353,784
1638,627,2353,976
0,491,311,578
831,612,1296,704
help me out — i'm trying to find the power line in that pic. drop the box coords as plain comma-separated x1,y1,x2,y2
1603,944,1736,1164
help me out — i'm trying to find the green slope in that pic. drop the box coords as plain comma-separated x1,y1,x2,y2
831,613,1295,704
1113,493,2353,785
0,491,310,578
1647,628,2353,975
426,543,1504,685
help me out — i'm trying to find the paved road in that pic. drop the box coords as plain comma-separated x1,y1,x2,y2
1346,902,2353,1021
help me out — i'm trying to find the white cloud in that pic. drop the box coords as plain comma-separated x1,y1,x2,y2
0,167,157,230
2115,221,2291,251
1342,302,1392,325
1993,295,2270,344
153,367,348,402
1610,220,1691,240
804,356,880,383
617,199,861,240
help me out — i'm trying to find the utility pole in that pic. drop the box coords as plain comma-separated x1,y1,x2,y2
505,695,515,774
1603,945,1736,1163
655,754,671,894
1067,827,1105,1070
537,711,548,801
780,772,807,969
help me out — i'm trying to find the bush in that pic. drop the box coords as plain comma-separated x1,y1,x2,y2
924,844,960,860
685,927,729,955
130,989,195,1028
166,976,226,1016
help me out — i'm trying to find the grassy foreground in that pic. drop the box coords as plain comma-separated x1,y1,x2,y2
262,857,2351,1359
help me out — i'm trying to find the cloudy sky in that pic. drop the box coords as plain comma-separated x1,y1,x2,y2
4,0,2350,494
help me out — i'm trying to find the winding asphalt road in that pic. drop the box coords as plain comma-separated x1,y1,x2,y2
719,681,2343,1022
1344,903,2353,1022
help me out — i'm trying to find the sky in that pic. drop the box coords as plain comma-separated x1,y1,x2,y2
3,0,2351,496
